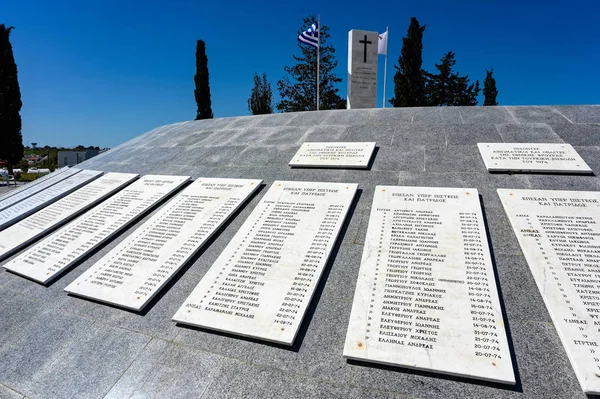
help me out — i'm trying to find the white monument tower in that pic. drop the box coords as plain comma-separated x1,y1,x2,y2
347,30,378,109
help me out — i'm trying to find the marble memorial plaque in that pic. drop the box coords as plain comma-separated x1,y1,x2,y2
3,175,189,284
478,143,592,173
0,166,71,202
344,186,515,384
65,178,262,311
347,29,378,109
0,172,138,261
173,180,358,345
0,169,104,230
289,142,376,168
0,167,82,211
499,188,600,394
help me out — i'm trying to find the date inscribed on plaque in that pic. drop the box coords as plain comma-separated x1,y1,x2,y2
289,142,376,168
173,180,358,345
499,189,600,394
344,186,515,385
477,143,592,173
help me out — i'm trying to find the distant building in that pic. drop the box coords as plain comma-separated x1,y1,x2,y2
58,149,99,167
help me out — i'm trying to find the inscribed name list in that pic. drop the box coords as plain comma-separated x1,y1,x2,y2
498,188,600,394
0,167,82,211
0,166,71,202
0,172,138,261
289,142,376,168
0,169,104,230
3,175,189,284
65,178,262,311
344,186,515,384
477,143,592,173
347,29,378,109
173,180,358,345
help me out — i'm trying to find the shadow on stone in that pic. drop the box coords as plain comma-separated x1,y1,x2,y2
479,193,523,392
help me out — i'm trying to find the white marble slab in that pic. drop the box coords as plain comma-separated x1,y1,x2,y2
65,178,262,311
173,180,358,345
289,142,376,168
0,172,138,261
498,188,600,394
0,169,104,230
3,175,190,284
344,186,515,384
0,167,82,211
347,30,378,109
0,166,71,202
478,143,592,173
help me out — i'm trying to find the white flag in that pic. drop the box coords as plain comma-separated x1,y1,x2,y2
378,31,388,55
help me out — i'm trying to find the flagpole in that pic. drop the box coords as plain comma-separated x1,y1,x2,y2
383,26,388,108
317,15,320,111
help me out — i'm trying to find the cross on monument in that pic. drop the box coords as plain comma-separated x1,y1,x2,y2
359,35,372,63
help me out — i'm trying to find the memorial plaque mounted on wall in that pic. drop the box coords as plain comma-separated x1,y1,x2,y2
0,167,81,210
0,166,71,202
477,143,592,173
3,175,189,284
499,188,600,394
0,172,139,261
64,178,262,311
344,186,515,384
173,180,358,345
0,169,104,230
289,142,376,168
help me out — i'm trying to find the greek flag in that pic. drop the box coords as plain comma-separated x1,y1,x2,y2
298,22,319,48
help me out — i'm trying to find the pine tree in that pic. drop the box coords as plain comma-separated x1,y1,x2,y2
425,51,480,106
483,69,498,106
248,72,273,115
389,17,427,107
277,15,345,112
0,24,24,173
194,40,213,120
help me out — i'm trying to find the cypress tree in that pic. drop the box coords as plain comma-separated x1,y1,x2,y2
483,69,499,106
425,51,480,106
389,17,427,107
277,15,345,112
248,72,273,115
194,40,213,120
0,24,24,172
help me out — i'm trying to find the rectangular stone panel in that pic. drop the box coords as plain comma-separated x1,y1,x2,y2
64,178,262,311
347,29,378,109
0,169,104,230
289,142,376,168
173,180,358,345
0,167,81,210
3,175,190,284
498,188,600,394
478,143,592,173
0,172,139,261
344,186,515,385
0,166,71,202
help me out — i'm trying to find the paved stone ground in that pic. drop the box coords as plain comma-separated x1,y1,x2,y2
1,106,599,398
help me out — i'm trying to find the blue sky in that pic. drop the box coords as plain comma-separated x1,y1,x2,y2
2,0,599,148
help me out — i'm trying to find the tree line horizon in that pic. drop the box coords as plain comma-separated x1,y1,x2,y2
194,16,499,119
0,17,499,173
